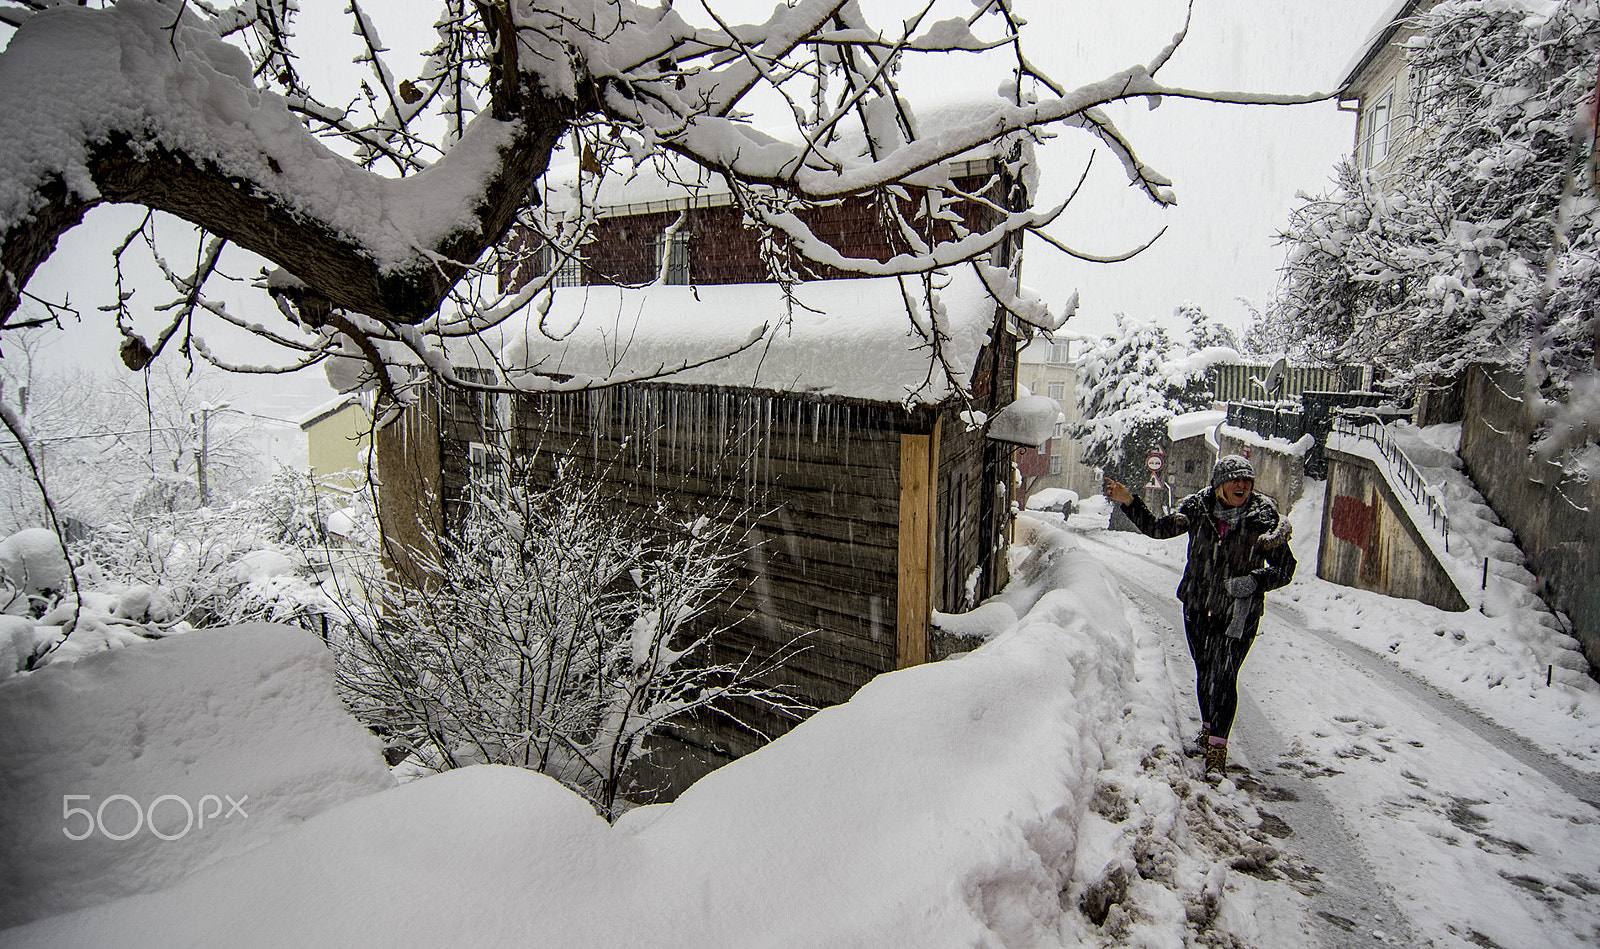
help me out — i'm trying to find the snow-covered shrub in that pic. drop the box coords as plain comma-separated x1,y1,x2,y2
335,468,799,818
0,527,71,616
1271,0,1598,405
0,470,355,675
248,466,342,549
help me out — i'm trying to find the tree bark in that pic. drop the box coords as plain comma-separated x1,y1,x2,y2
3,99,573,331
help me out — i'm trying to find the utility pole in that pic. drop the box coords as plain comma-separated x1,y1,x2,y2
196,403,229,506
197,406,210,505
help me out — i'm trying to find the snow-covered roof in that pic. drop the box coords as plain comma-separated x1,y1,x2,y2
1168,409,1227,443
499,270,998,405
986,395,1061,447
1023,487,1078,511
1335,0,1423,92
297,393,364,430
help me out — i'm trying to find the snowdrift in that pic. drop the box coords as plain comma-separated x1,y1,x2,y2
0,624,395,928
0,544,1147,948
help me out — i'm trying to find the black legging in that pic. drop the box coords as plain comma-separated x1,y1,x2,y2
1182,603,1257,740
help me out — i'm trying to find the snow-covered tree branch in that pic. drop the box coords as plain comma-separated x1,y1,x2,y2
0,0,1332,395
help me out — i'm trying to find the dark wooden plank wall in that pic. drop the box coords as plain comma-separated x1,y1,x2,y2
508,385,932,757
933,322,1018,613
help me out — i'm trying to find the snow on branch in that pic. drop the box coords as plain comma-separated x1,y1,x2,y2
0,0,1338,395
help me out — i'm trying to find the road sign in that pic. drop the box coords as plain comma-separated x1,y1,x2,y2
1144,450,1166,488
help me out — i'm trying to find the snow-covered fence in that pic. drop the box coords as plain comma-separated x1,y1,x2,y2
1206,363,1369,403
1226,402,1304,442
1227,392,1402,478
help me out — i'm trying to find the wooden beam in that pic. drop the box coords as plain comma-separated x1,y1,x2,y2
896,416,940,668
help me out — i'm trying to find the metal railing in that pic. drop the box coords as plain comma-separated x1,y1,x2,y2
1226,402,1305,442
1332,412,1451,552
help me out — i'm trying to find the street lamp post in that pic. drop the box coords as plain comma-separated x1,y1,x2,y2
194,404,299,506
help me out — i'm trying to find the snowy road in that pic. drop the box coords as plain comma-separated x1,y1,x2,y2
1075,525,1600,949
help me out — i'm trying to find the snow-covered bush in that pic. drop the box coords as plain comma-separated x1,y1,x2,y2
335,469,799,818
1271,0,1597,404
80,511,300,631
0,526,71,614
0,466,357,677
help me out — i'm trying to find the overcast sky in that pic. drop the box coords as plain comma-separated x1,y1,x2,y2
13,0,1395,425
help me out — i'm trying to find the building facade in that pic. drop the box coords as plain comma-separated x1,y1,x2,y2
1015,338,1099,503
1338,0,1446,182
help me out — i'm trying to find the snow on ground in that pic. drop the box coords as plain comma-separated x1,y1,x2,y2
1321,423,1600,771
1067,441,1600,949
0,625,395,929
0,424,1594,947
0,521,1280,949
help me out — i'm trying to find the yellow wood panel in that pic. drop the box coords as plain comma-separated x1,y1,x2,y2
896,417,940,669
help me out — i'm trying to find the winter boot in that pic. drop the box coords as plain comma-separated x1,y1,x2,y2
1186,724,1211,758
1204,739,1228,776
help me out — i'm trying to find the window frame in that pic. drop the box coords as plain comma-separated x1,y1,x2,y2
653,229,692,285
1362,82,1395,167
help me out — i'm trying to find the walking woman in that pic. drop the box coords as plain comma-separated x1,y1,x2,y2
1103,455,1295,775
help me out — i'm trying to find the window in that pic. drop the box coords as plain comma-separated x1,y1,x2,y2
1046,381,1066,403
1406,65,1440,141
542,245,583,287
1053,421,1067,439
653,229,691,285
1049,456,1062,475
1361,84,1394,166
1049,342,1071,364
468,441,507,497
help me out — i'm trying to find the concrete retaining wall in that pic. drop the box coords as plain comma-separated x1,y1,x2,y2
1459,365,1599,671
1318,447,1468,612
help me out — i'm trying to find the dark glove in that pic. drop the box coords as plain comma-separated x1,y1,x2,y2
1225,575,1257,598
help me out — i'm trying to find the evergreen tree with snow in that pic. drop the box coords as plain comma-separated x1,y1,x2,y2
1176,302,1241,353
1071,315,1215,492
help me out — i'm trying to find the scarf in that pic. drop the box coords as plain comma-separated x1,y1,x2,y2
1210,493,1250,534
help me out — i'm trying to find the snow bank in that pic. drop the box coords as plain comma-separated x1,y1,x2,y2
0,550,1146,948
0,624,394,928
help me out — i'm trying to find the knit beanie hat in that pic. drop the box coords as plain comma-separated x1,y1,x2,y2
1210,454,1255,487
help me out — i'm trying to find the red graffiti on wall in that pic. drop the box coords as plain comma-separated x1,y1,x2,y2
1331,494,1374,548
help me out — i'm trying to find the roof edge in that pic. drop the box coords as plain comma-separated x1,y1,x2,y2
1337,0,1427,94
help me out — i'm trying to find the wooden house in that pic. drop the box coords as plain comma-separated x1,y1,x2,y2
445,132,1037,787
